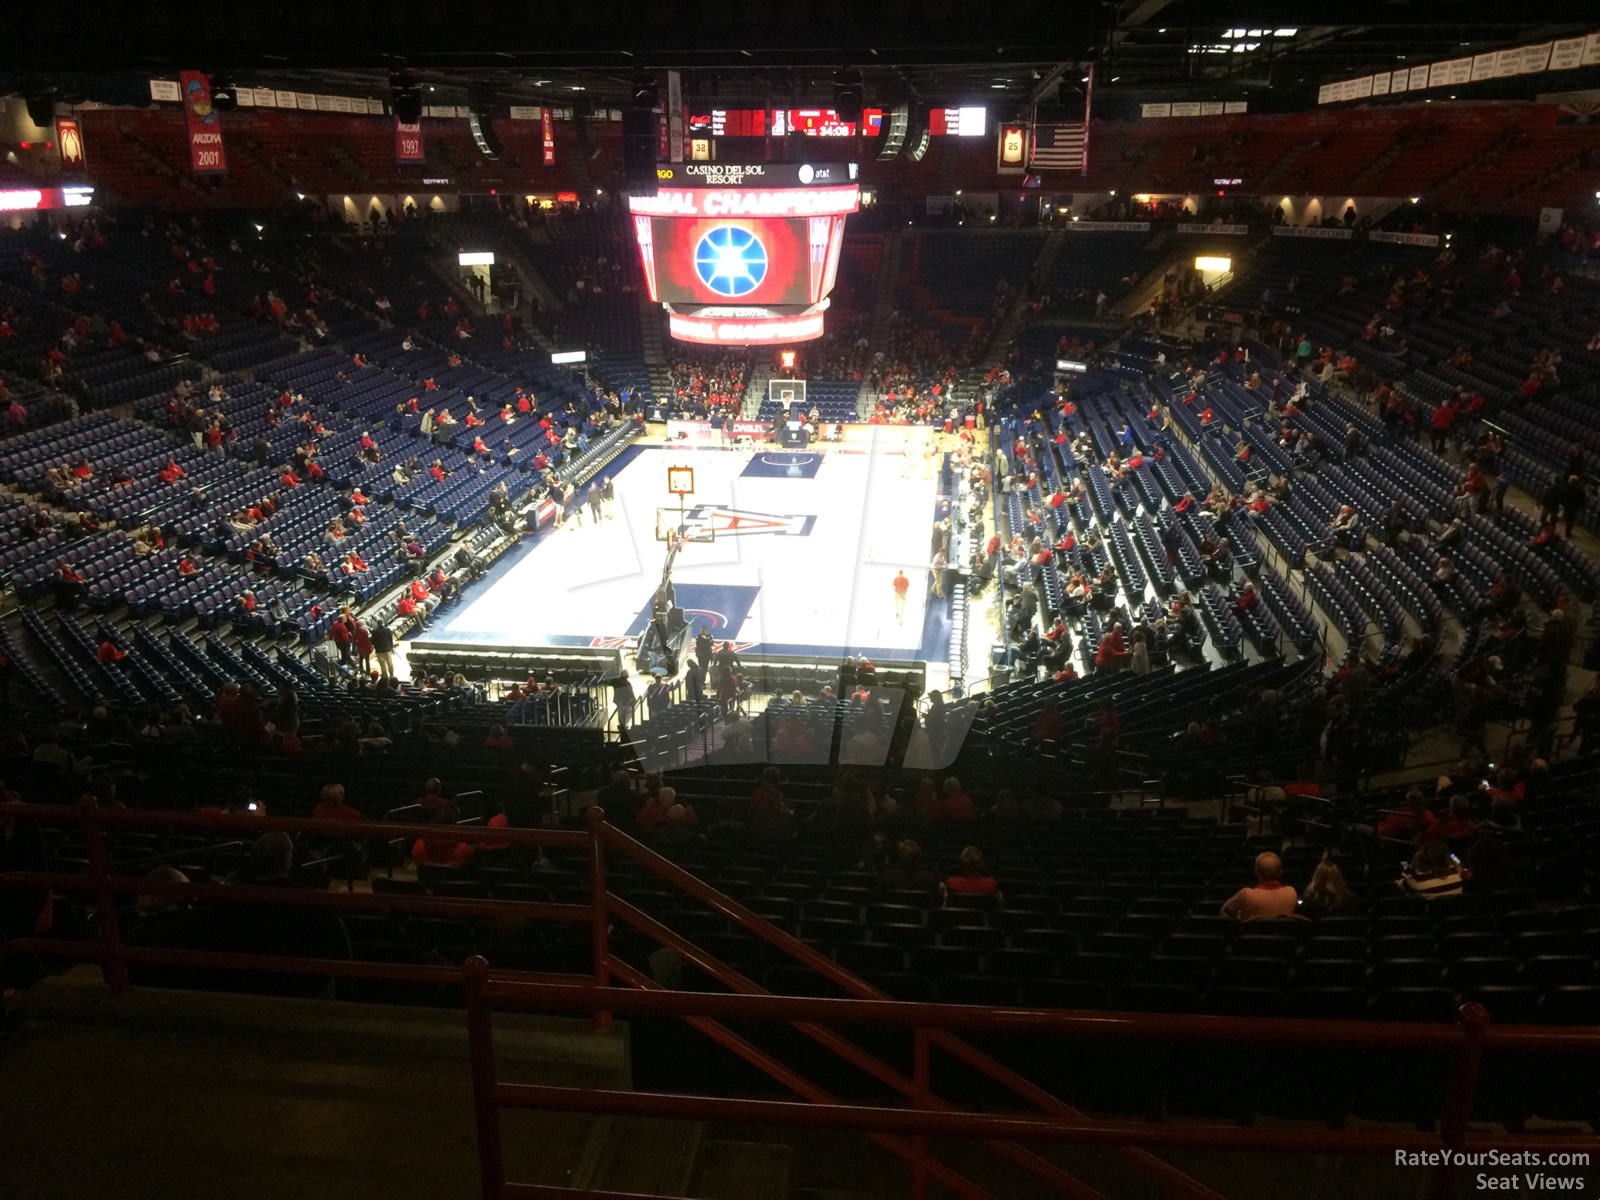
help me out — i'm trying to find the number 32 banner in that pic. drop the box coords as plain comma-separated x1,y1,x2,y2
180,70,227,175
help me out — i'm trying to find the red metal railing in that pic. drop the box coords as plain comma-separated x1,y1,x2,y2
465,973,1600,1200
7,800,1600,1200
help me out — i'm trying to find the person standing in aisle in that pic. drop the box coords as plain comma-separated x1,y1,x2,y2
370,622,396,680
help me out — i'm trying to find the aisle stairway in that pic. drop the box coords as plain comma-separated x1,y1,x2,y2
743,361,774,417
864,227,903,351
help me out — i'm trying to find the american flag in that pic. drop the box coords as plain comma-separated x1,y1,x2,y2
1028,123,1086,171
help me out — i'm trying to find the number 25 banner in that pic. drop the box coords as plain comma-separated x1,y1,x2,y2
179,70,227,175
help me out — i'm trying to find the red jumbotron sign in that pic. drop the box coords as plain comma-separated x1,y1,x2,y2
628,185,859,219
668,311,826,346
631,176,857,345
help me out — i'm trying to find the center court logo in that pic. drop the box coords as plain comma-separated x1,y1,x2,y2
685,504,815,537
694,226,767,296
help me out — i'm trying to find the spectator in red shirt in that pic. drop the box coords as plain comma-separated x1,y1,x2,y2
328,617,352,666
158,457,186,484
1421,794,1478,844
97,640,126,664
311,783,363,823
938,776,974,821
1430,403,1456,455
944,846,999,896
351,623,374,673
412,808,474,867
1375,789,1432,841
396,595,422,624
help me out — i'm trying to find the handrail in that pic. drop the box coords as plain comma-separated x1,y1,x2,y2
12,801,1600,1200
464,971,1600,1200
596,821,1221,1198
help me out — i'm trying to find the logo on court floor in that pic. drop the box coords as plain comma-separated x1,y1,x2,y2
684,504,816,537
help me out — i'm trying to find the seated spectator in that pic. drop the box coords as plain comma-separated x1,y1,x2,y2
411,808,473,867
881,839,939,892
311,783,362,822
943,846,999,897
655,804,702,849
96,640,127,664
637,787,678,833
1421,794,1477,843
416,777,449,812
750,767,784,813
938,775,974,820
483,724,514,748
1399,839,1465,899
1299,860,1354,918
1221,852,1298,920
1376,789,1432,841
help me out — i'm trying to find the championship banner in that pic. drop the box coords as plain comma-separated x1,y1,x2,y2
542,107,555,165
179,71,227,175
56,118,86,169
395,119,424,164
667,70,685,164
1176,223,1249,235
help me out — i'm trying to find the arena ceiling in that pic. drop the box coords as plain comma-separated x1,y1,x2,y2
1,1,1596,115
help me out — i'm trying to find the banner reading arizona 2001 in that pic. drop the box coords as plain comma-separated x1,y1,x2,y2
179,70,227,174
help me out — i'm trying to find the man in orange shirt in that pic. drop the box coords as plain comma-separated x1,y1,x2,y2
1221,853,1299,920
892,569,910,623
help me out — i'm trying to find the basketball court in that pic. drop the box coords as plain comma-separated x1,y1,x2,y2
413,429,954,665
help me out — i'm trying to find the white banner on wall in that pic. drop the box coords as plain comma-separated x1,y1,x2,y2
1322,29,1600,103
1272,226,1354,240
1370,230,1440,247
1065,221,1151,232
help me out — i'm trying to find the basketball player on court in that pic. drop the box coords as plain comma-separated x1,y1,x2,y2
893,569,910,623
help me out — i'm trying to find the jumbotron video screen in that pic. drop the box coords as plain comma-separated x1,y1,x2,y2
629,162,860,346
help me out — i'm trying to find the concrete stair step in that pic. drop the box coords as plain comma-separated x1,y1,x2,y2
572,1116,704,1196
689,1138,791,1200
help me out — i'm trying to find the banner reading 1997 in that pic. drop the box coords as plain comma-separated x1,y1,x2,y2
179,70,227,175
395,118,424,164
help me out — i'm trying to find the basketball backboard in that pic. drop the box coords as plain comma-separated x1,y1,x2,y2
655,507,716,543
768,378,808,411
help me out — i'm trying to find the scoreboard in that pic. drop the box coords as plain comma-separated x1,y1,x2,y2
685,108,884,139
687,110,767,138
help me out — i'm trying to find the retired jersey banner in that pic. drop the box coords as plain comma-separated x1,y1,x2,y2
56,118,86,169
542,107,555,165
395,119,424,164
179,71,226,174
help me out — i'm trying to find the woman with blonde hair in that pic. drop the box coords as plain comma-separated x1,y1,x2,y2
1301,859,1354,917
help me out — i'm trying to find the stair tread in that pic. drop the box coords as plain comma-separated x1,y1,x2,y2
573,1116,704,1194
689,1138,791,1200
